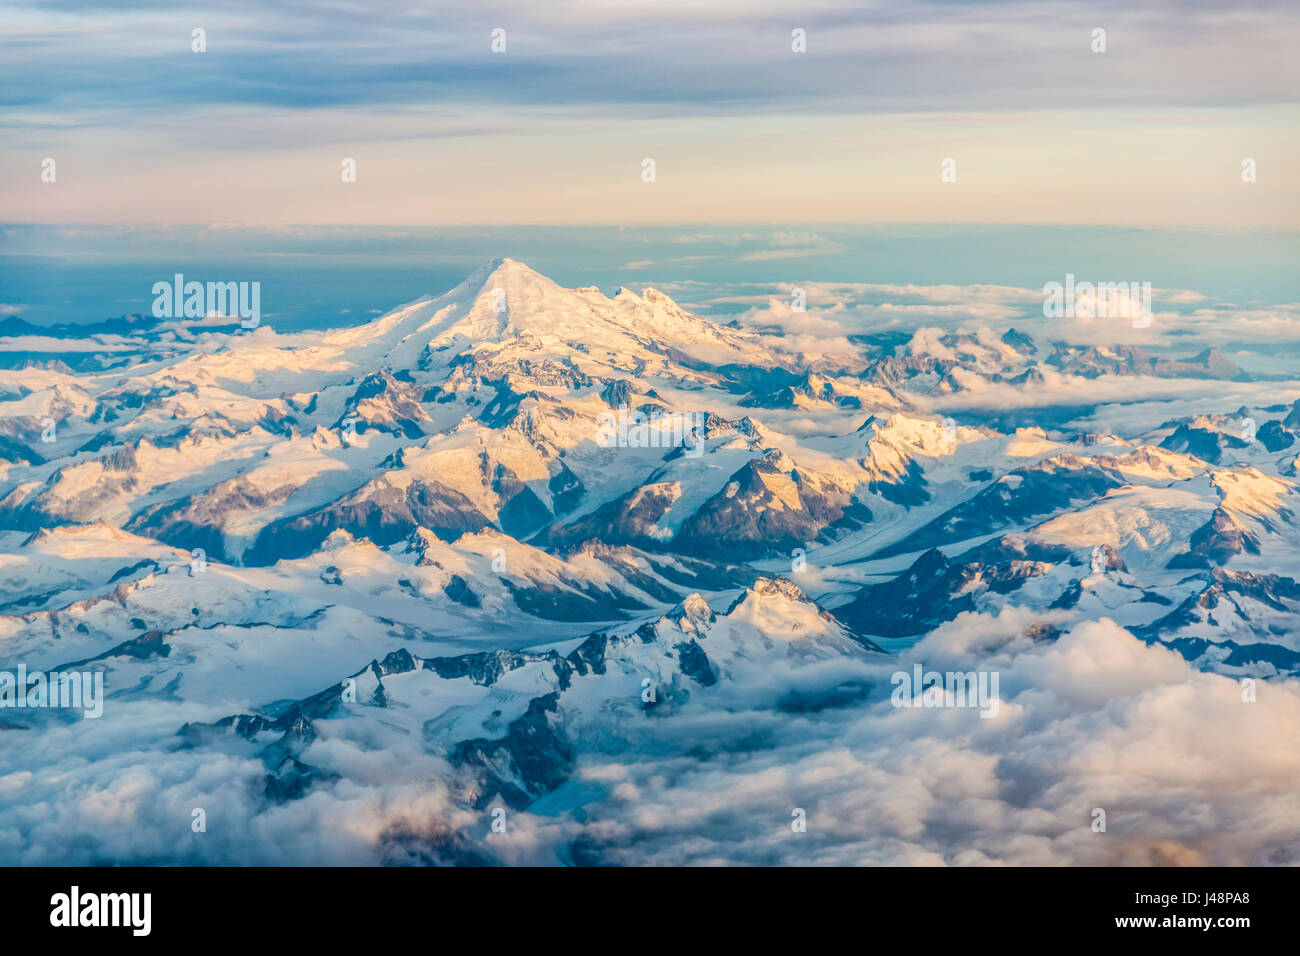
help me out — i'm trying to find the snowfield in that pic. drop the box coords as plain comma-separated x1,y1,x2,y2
1,259,1298,866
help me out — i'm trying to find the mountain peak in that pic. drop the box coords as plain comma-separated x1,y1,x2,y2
485,256,544,280
454,257,557,297
373,257,771,376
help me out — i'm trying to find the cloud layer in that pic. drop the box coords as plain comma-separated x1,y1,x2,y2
2,1,1298,224
4,612,1297,865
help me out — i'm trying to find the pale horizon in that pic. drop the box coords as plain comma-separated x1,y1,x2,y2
2,0,1298,227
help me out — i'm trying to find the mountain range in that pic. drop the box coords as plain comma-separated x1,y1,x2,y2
2,258,1298,865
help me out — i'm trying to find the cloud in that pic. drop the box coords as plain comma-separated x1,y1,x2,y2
738,232,847,261
3,5,1296,226
721,278,1300,356
555,613,1300,866
6,1,1298,118
5,608,1295,866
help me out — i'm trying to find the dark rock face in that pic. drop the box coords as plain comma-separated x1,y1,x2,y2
1160,424,1250,464
62,629,171,667
415,647,567,688
178,636,597,806
0,434,41,465
876,456,1122,558
1257,419,1296,452
543,481,679,553
564,632,609,679
494,470,552,538
247,479,493,564
442,573,480,607
128,475,297,563
1153,638,1300,674
107,558,158,583
600,380,634,408
868,457,930,507
336,369,434,439
1023,622,1061,642
548,462,585,515
838,549,970,638
451,693,573,810
1089,543,1128,573
675,639,717,686
839,536,1069,637
501,576,648,622
1001,328,1036,354
740,373,868,410
1168,508,1261,569
264,755,339,803
1138,569,1300,646
674,454,871,561
1284,399,1300,430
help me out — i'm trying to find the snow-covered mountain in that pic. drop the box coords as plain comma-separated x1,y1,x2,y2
2,259,1298,866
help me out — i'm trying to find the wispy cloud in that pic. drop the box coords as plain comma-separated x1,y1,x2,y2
1,1,1297,224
